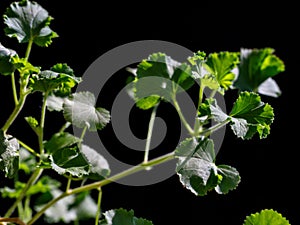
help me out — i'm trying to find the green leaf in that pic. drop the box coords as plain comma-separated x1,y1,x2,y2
100,208,153,225
204,51,239,91
243,209,291,225
1,175,59,199
175,138,240,196
11,56,40,76
0,43,17,75
45,132,89,177
63,91,110,131
230,91,274,139
81,144,110,180
4,0,58,47
0,131,19,178
234,48,285,95
49,147,90,177
44,132,80,154
133,52,194,109
29,65,81,95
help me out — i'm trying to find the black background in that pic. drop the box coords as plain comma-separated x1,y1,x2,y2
0,1,298,225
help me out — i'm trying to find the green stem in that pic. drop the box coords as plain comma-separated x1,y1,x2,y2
80,125,88,142
28,152,175,225
66,178,72,193
38,92,49,154
95,188,102,225
17,139,40,158
4,168,43,218
59,122,71,133
11,72,19,105
143,103,159,163
199,119,230,137
1,93,29,134
172,96,194,136
25,39,33,61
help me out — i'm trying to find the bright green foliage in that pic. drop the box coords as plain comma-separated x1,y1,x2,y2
100,208,153,225
243,209,291,225
4,0,58,46
230,91,274,139
204,51,240,91
234,48,285,97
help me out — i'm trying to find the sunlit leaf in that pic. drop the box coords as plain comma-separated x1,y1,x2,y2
243,209,291,225
63,91,110,131
4,0,58,46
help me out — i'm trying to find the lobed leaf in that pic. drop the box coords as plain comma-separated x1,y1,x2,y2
230,91,274,139
0,43,17,75
100,208,153,225
243,209,291,225
133,52,194,109
204,51,240,91
234,48,285,97
4,0,58,46
63,91,110,131
175,138,240,196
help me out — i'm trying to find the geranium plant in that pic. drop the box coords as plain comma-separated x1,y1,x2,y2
0,1,290,225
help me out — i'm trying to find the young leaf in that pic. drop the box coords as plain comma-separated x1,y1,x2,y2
204,51,240,91
4,0,58,47
63,91,110,131
29,65,81,96
230,91,274,139
0,131,19,178
100,208,153,225
0,43,17,75
175,138,240,196
11,56,40,76
243,209,291,225
234,48,285,97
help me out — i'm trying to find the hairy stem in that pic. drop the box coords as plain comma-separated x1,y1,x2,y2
17,139,40,158
4,168,43,218
143,103,159,163
38,93,49,154
95,188,102,225
28,152,175,225
172,96,194,136
11,72,18,105
1,93,28,134
25,39,33,61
